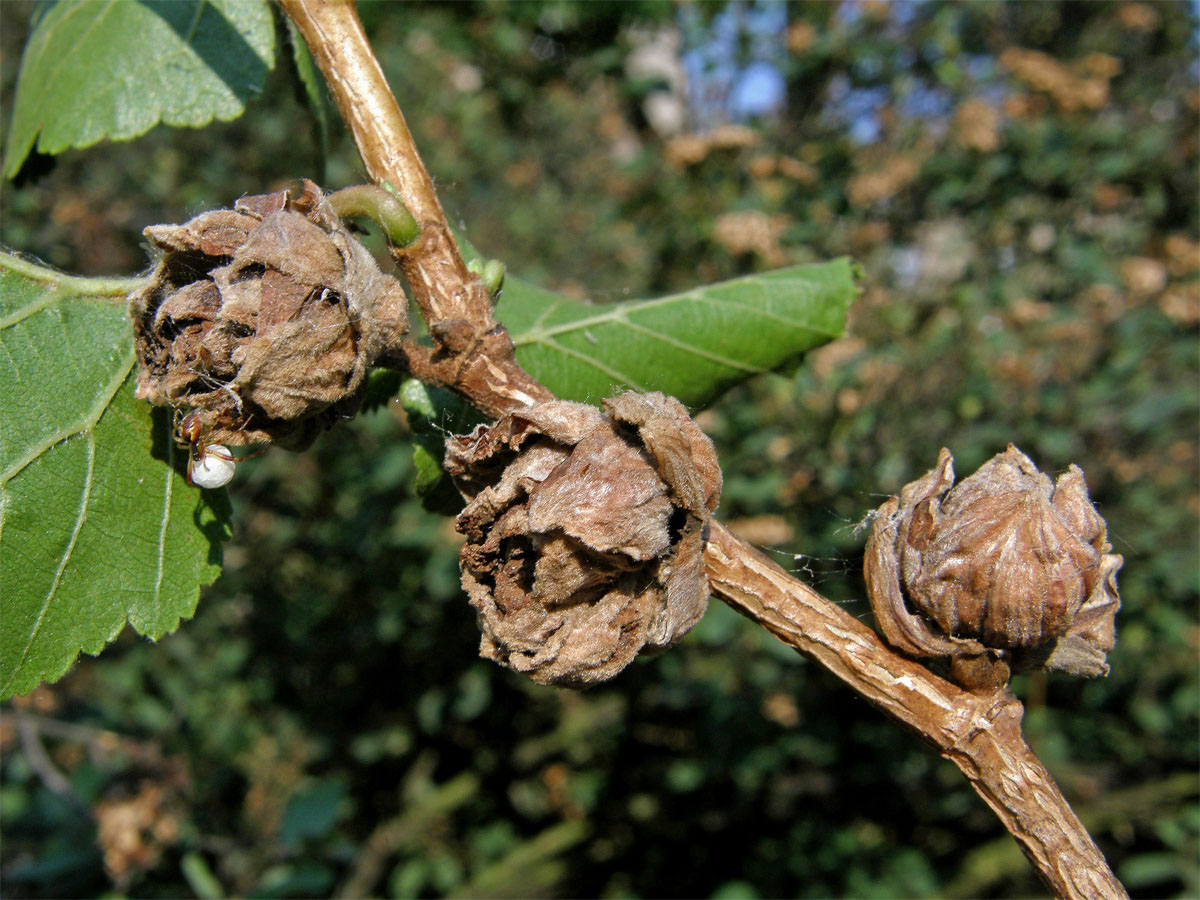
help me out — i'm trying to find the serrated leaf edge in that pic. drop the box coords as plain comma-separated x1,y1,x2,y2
0,352,136,694
0,360,199,698
0,251,144,694
5,0,276,175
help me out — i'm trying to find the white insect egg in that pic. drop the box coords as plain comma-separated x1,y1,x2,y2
189,444,236,489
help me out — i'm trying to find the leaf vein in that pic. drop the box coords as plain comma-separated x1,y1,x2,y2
153,432,176,628
535,339,639,393
2,431,96,696
529,299,566,332
0,252,145,301
0,349,135,485
616,320,767,374
514,280,837,345
0,284,62,330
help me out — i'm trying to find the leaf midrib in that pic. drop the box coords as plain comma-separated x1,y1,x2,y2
0,253,145,309
512,277,842,346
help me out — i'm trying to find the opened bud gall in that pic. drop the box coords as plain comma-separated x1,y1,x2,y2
445,392,722,688
864,445,1122,689
129,179,409,452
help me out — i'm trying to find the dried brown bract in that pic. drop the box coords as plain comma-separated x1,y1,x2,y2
129,179,408,449
864,445,1121,690
445,392,722,688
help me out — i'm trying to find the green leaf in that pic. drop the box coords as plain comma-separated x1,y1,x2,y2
360,368,405,414
286,18,333,182
449,820,588,900
500,258,858,407
0,252,231,699
280,778,349,847
400,379,484,514
180,851,226,900
3,0,275,179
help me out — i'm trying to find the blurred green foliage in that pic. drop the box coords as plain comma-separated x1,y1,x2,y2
1,1,1197,897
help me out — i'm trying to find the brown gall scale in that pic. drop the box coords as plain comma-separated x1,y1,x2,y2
128,179,408,452
445,392,722,688
864,445,1121,690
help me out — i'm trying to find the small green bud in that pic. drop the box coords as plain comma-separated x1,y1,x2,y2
467,257,506,298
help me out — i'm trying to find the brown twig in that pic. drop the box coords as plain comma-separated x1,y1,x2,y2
704,522,1125,899
277,0,553,419
14,710,78,801
278,2,1126,896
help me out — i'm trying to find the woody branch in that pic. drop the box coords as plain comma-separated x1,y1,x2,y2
277,2,1125,897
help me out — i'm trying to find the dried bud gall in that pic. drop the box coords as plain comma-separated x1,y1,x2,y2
864,445,1122,688
445,392,722,688
129,179,409,450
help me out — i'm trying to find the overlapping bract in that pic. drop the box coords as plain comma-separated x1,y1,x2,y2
446,392,722,687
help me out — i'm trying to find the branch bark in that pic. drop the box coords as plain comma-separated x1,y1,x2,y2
705,522,1125,899
278,2,1126,896
277,0,553,420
